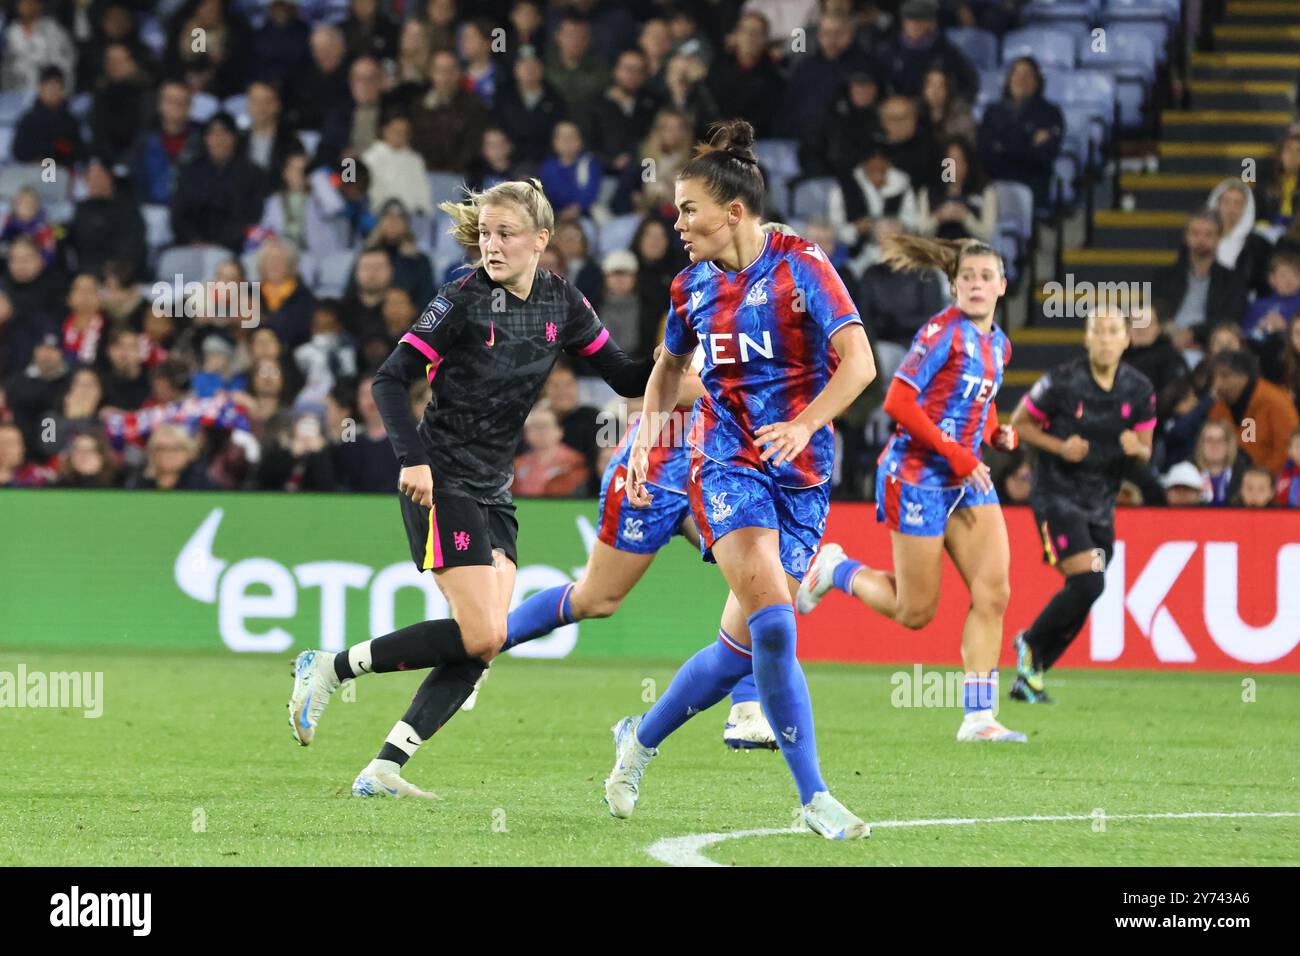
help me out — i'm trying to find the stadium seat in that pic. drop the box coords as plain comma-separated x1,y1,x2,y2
43,199,74,225
142,204,174,253
428,171,465,210
222,94,249,127
1001,27,1077,69
994,180,1035,243
68,92,93,121
156,245,233,285
315,249,356,297
946,28,999,72
138,14,166,57
1023,0,1100,21
1105,0,1180,26
597,213,640,256
298,129,321,158
1080,32,1157,129
0,126,13,164
975,68,1005,111
190,92,220,123
1104,19,1170,65
1045,71,1117,139
993,179,1035,283
0,89,34,125
753,138,799,219
1080,31,1157,85
790,177,837,222
0,163,72,203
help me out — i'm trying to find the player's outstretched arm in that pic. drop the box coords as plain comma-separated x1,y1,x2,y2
756,323,875,467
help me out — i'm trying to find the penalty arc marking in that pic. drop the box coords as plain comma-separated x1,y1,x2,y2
644,811,1300,867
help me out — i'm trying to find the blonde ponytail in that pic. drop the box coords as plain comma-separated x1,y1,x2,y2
880,235,1004,281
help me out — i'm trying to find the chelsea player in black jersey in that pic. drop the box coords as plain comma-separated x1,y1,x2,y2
1009,307,1156,703
285,178,652,797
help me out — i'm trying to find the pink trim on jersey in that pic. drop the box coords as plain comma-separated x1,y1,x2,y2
577,327,609,356
400,332,441,365
1022,394,1050,426
1133,417,1157,431
400,333,443,382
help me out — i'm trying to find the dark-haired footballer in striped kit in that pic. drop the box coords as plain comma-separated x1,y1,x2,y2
285,179,651,798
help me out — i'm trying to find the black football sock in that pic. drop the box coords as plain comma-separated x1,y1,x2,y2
1023,572,1106,671
334,618,471,681
376,661,488,767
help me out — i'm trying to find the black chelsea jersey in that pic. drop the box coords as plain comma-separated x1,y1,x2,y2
1023,357,1156,522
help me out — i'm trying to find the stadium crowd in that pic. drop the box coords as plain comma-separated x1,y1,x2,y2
0,0,1297,508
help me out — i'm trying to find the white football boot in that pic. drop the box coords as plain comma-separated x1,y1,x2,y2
351,760,438,799
803,791,871,840
603,716,657,819
459,664,490,712
796,543,849,614
723,701,778,750
287,649,341,746
956,710,1028,743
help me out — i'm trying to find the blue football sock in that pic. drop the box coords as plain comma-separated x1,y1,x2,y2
729,672,759,706
963,670,998,715
831,558,864,595
503,583,575,650
637,630,753,749
749,603,826,805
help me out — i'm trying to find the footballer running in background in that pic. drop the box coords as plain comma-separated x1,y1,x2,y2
285,178,653,797
1008,307,1155,703
797,236,1027,743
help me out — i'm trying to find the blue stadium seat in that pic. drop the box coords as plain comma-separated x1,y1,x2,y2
298,129,321,159
1001,27,1077,69
597,213,641,256
156,245,231,285
790,177,837,222
314,250,356,297
1080,31,1157,84
993,179,1035,283
995,180,1035,242
947,28,999,72
1105,0,1180,25
0,163,71,203
0,126,12,165
0,89,34,125
753,138,799,218
1105,19,1170,65
1045,71,1117,139
1023,0,1101,20
222,94,249,126
1080,32,1157,129
428,172,465,210
142,204,173,250
976,68,1005,109
190,92,220,123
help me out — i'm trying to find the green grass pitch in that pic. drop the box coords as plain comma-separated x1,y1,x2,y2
1,648,1297,866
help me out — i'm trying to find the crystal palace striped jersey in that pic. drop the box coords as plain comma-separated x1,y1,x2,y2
879,305,1012,487
661,231,862,488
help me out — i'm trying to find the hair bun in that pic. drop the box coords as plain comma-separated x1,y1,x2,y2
709,118,757,163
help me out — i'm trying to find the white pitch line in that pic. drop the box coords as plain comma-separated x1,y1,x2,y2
645,811,1300,867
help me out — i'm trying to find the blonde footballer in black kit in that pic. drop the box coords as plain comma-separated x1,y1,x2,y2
285,179,652,797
